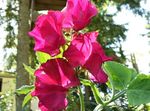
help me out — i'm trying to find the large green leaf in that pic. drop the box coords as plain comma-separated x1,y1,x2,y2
16,85,34,95
127,74,150,105
36,51,51,64
103,61,136,90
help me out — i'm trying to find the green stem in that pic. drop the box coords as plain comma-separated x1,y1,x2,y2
78,86,85,111
104,90,126,106
91,83,104,105
103,77,126,106
108,78,115,103
111,90,126,102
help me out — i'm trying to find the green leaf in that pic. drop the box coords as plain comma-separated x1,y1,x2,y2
103,61,136,90
22,93,32,107
129,68,138,81
23,64,35,76
127,74,150,105
16,85,34,95
36,51,51,64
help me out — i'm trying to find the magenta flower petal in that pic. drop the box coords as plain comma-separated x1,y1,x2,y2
64,31,111,83
64,32,99,67
34,58,80,88
29,11,66,56
32,82,68,111
62,0,98,31
84,43,112,83
89,69,108,83
32,58,80,110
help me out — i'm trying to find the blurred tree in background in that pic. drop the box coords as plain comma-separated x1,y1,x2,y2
89,0,146,63
0,0,18,71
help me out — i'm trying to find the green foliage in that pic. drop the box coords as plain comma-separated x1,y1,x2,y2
79,61,150,110
80,78,91,86
127,74,150,105
16,85,34,108
88,9,127,62
3,0,148,110
89,0,145,62
103,61,137,90
103,61,150,108
36,51,51,64
81,79,103,104
22,92,32,107
66,88,80,111
17,61,36,109
1,0,146,71
1,0,19,71
4,53,16,70
146,12,150,38
0,91,14,111
93,0,144,15
23,64,35,76
16,85,34,95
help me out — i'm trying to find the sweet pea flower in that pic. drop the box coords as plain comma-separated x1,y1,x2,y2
29,11,66,56
34,58,80,88
83,42,112,83
64,32,111,83
64,32,98,67
32,58,80,111
32,81,68,111
62,0,98,31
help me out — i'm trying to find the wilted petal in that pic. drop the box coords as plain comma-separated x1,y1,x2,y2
62,0,98,31
64,32,98,67
35,58,80,88
29,11,65,56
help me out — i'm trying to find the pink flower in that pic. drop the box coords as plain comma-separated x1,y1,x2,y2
62,0,98,31
83,43,112,83
64,32,98,67
32,58,80,111
64,32,111,83
32,83,68,111
34,58,80,88
29,11,66,56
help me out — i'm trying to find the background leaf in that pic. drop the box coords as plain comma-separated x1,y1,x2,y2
23,64,35,76
16,85,34,95
22,93,32,107
103,61,136,90
127,74,150,105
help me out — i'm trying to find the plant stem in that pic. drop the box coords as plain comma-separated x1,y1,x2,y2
104,90,126,106
109,78,115,103
91,83,104,105
78,86,85,111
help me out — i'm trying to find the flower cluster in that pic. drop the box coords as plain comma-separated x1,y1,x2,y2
29,0,111,110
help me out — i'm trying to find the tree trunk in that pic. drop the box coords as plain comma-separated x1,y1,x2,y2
16,0,30,111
